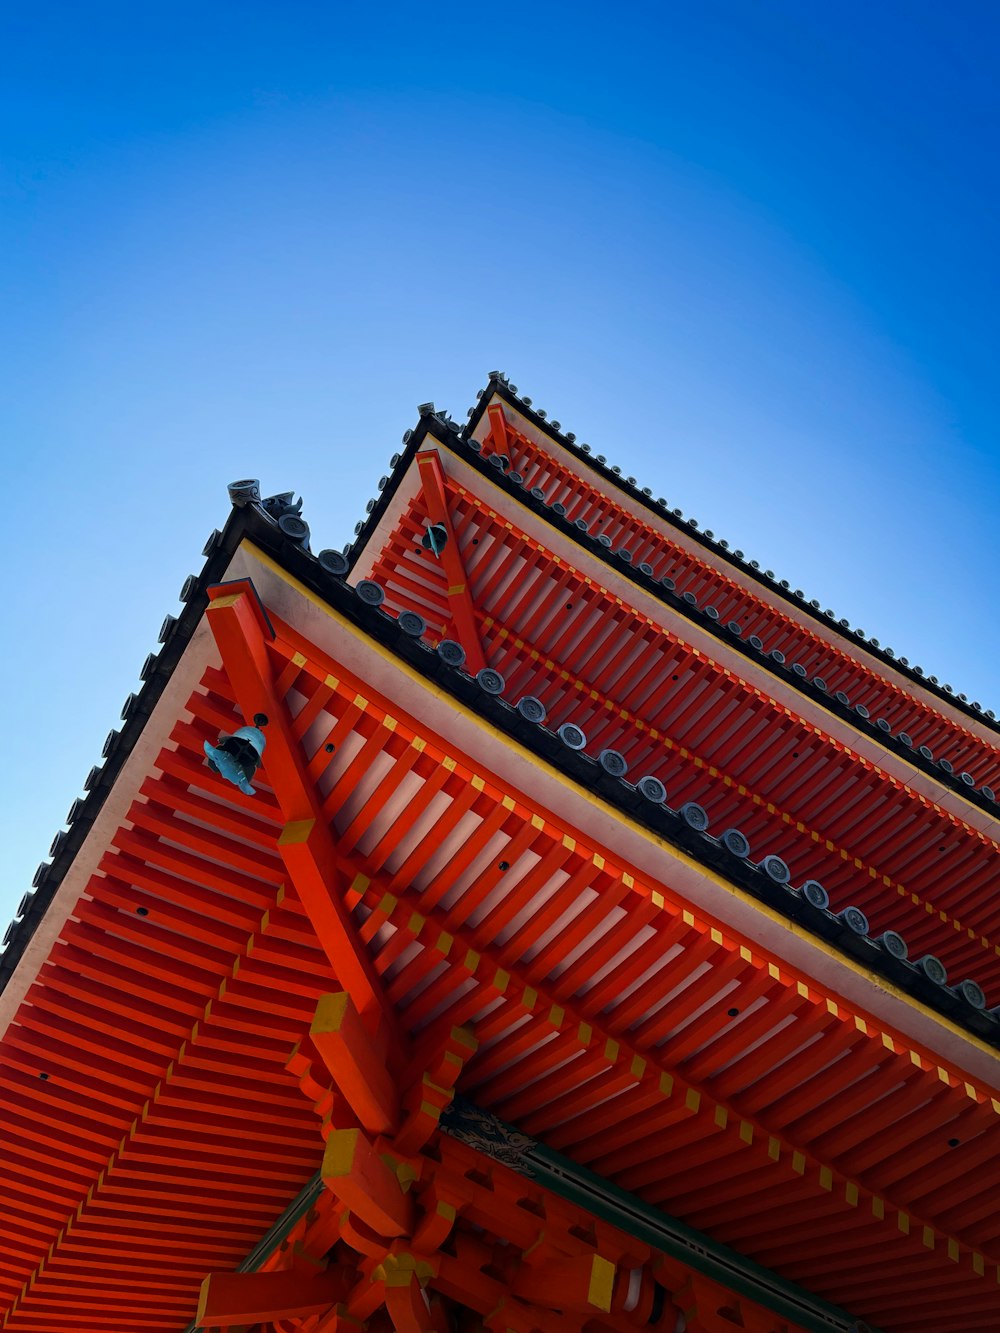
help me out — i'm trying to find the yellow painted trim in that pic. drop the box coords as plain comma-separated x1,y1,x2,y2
322,1127,359,1177
587,1255,615,1313
278,818,316,845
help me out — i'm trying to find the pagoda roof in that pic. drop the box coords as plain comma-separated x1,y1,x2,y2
351,430,1000,994
468,374,997,739
4,384,1000,1333
2,537,999,1330
5,497,998,1054
348,391,1000,825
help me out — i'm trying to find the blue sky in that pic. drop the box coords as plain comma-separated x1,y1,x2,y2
2,2,999,923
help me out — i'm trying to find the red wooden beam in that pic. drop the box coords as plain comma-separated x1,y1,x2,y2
487,403,511,453
205,582,396,1040
197,1267,352,1327
310,991,399,1135
416,450,487,672
512,1253,616,1313
322,1127,414,1238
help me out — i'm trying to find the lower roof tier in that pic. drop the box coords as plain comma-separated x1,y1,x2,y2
3,541,997,1333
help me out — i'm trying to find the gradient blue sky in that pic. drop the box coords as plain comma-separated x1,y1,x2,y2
3,2,999,923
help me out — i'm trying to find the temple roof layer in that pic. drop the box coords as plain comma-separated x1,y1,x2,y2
465,375,998,742
3,379,999,1333
350,414,1000,1005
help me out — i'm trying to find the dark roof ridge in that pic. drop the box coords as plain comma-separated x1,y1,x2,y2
466,372,999,740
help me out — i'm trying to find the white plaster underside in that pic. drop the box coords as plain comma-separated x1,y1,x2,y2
0,617,223,1036
238,543,999,1089
353,463,424,584
474,391,1000,756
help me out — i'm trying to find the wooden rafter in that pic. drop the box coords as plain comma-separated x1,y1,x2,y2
416,449,488,672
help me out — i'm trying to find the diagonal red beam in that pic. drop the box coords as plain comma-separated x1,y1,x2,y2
487,402,511,453
205,581,397,1042
416,449,487,672
310,991,399,1135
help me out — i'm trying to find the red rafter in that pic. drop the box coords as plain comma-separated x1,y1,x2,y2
416,449,488,672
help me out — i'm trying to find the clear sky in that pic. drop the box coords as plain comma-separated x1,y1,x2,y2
2,2,999,925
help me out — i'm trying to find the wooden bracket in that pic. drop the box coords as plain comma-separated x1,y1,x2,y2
672,1269,795,1333
197,1267,353,1327
513,1253,616,1314
416,450,487,672
383,1268,436,1333
311,991,399,1135
322,1127,415,1238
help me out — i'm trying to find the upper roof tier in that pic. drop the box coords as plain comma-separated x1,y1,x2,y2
351,448,1000,996
465,374,998,739
350,383,1000,824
